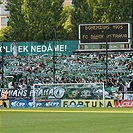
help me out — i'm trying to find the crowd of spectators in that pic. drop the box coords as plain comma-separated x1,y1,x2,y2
0,52,133,92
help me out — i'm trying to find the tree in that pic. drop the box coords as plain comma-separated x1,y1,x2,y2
5,0,65,41
50,0,67,40
0,26,12,41
2,0,132,41
70,0,93,39
61,5,73,39
92,0,132,23
92,0,110,23
107,0,132,22
6,0,29,41
23,0,65,41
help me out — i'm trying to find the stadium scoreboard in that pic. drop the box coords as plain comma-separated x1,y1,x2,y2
79,23,131,50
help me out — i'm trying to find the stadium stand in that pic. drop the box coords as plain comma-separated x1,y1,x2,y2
0,53,133,93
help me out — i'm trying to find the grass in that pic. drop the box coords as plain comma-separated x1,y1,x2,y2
0,108,133,133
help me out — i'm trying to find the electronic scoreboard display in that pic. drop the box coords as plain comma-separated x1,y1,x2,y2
79,23,131,44
78,23,132,50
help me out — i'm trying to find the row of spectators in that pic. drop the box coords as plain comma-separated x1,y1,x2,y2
0,52,133,92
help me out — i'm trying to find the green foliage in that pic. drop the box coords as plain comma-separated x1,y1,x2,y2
107,0,132,22
91,0,132,23
0,0,132,41
71,0,93,39
6,0,28,41
70,0,132,38
92,0,110,22
5,0,65,41
22,0,65,41
0,26,12,41
61,6,73,39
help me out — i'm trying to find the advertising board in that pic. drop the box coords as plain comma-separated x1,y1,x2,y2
61,100,114,108
114,100,133,108
9,100,61,108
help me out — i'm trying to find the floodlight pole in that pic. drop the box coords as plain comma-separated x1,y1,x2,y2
53,28,56,83
105,40,108,86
